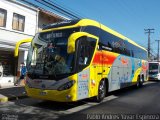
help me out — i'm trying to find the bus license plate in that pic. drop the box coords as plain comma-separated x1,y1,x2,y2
39,91,47,96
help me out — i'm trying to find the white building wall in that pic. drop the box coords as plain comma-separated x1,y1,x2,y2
0,0,38,36
0,0,38,86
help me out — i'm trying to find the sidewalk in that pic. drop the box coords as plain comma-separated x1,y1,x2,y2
0,85,27,103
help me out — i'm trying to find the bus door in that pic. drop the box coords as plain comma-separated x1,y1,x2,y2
91,47,103,97
76,36,97,100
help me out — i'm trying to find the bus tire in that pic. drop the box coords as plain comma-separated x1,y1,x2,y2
140,75,144,87
95,79,106,102
136,76,143,88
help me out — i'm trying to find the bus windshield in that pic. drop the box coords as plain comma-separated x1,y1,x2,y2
149,63,159,74
27,28,80,79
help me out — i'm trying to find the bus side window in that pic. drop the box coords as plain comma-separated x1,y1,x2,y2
79,45,92,65
79,46,88,65
77,37,96,71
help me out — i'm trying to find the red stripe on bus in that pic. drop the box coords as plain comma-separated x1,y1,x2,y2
92,51,117,65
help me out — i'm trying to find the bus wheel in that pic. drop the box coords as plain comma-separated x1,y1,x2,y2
140,76,144,87
137,76,143,88
95,79,106,102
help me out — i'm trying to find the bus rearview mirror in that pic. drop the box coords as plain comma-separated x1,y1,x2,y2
67,32,81,54
67,32,98,53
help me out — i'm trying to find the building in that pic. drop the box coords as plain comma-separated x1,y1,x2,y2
0,0,67,87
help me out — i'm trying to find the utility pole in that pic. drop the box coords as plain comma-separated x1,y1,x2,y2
144,29,154,60
155,40,160,62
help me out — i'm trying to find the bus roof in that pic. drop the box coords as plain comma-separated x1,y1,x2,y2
41,19,147,51
78,19,146,51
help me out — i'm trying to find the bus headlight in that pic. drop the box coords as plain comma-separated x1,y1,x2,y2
58,80,75,91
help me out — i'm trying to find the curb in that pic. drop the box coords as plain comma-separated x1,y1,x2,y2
0,94,28,103
0,83,15,89
0,94,8,103
8,94,28,101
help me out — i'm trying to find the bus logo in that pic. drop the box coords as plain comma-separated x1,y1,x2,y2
82,74,88,79
121,57,128,65
142,63,148,71
79,74,88,80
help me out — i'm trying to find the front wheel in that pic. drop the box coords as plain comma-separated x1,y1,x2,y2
95,80,106,102
136,76,143,88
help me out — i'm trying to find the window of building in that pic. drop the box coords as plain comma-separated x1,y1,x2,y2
0,8,7,27
12,13,25,32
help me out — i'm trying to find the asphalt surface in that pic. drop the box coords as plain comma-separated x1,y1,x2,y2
0,81,160,120
0,86,26,101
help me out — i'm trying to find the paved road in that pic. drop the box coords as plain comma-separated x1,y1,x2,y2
0,81,160,120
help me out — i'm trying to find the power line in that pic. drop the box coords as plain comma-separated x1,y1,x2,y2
19,0,81,19
38,0,80,19
35,0,74,19
150,49,157,60
48,0,84,18
144,28,154,59
155,40,160,61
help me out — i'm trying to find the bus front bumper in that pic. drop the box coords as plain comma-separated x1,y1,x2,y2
25,85,76,102
148,76,160,80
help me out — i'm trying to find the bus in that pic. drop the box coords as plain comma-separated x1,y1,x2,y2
24,19,148,102
148,62,160,80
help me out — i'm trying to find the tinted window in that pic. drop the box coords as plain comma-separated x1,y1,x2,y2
76,36,96,71
39,27,80,42
124,41,131,56
82,26,147,60
81,26,100,37
99,29,127,55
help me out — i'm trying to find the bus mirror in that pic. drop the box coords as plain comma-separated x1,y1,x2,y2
67,44,75,53
67,33,79,53
67,32,98,54
67,32,89,53
14,38,32,57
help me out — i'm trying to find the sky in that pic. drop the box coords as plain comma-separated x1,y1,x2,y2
24,0,160,57
53,0,160,57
